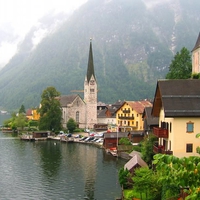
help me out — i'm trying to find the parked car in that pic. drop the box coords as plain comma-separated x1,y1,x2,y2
95,138,103,143
84,129,90,133
79,137,87,141
91,138,98,142
74,134,81,138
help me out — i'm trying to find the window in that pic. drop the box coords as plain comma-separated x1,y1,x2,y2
161,121,169,129
76,111,79,123
186,144,193,153
90,89,94,93
187,122,194,133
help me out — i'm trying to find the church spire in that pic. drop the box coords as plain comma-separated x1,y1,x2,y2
192,32,200,52
87,39,96,82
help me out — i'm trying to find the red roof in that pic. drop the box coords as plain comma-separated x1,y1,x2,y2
26,109,32,116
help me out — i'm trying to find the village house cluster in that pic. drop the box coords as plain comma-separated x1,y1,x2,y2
26,33,200,159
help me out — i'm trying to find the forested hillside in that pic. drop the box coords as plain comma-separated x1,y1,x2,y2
0,0,200,110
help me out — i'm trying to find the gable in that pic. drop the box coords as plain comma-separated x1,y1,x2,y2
152,79,200,117
60,94,84,107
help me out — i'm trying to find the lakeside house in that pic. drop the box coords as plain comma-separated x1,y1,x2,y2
152,79,200,158
116,100,152,132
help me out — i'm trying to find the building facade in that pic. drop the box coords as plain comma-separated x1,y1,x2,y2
116,100,152,132
84,40,97,129
60,40,97,129
152,79,200,158
192,32,200,74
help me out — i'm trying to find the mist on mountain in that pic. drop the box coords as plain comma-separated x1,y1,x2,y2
0,0,199,111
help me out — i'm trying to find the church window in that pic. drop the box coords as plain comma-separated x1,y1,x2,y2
90,89,94,93
76,111,79,123
90,80,95,85
77,101,79,107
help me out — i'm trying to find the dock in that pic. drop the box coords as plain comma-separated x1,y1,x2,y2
60,136,74,143
106,149,118,157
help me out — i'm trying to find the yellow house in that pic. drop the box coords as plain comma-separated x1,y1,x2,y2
152,79,200,158
32,109,40,120
26,108,40,121
116,100,152,132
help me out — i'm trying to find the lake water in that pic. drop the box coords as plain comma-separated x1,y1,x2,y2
0,116,126,200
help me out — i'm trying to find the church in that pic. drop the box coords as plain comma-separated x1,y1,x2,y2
59,40,97,130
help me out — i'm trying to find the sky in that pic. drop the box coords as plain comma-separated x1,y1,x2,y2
0,0,88,68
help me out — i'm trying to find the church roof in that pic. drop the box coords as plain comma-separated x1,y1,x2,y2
59,94,81,107
192,32,200,52
86,40,96,82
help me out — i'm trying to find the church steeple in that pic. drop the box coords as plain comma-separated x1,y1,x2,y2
84,39,97,129
86,39,96,82
192,32,200,52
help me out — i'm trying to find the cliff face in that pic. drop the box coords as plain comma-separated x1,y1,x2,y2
0,0,199,110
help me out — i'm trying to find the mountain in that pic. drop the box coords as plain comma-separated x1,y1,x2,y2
0,0,200,111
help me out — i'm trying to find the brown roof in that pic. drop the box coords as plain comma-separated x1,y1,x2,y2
143,107,159,126
104,132,128,138
152,79,200,117
124,154,148,171
192,32,200,52
97,109,107,118
126,100,152,114
129,150,142,157
59,94,82,107
26,109,32,116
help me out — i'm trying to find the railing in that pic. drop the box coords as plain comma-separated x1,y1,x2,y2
153,127,168,138
153,145,173,155
153,145,163,153
122,110,130,114
118,116,134,120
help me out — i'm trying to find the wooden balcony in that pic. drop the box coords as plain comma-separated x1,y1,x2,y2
122,110,130,114
153,127,168,138
118,116,134,120
153,145,162,153
153,145,173,155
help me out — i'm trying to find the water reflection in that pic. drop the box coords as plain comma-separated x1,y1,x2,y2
36,141,62,177
0,132,126,200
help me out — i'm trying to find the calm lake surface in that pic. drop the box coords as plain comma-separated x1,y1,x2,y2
0,115,126,200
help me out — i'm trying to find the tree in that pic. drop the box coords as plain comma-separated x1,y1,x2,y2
38,86,62,131
140,133,157,166
132,167,162,200
166,47,192,79
153,154,200,199
15,113,27,130
119,137,131,145
19,104,26,113
118,168,133,189
67,118,77,133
